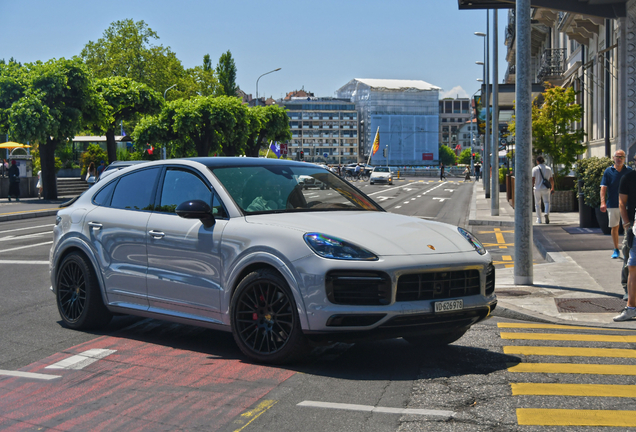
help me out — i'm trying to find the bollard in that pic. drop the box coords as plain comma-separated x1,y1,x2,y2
397,170,400,179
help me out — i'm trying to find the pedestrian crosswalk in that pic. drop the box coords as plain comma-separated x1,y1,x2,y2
498,322,636,428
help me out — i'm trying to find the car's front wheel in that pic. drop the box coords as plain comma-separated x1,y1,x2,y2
231,269,308,364
404,328,467,347
56,252,112,330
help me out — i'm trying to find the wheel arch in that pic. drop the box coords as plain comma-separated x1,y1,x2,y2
52,238,109,307
223,252,309,330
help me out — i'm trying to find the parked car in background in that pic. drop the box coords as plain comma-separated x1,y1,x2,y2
50,157,496,364
96,160,146,183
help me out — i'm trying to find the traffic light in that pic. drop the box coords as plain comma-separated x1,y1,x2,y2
472,153,475,160
299,150,304,160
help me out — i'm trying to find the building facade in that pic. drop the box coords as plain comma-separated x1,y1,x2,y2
277,98,358,164
336,78,440,166
439,98,471,147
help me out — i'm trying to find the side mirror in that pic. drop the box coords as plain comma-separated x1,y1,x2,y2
176,200,215,228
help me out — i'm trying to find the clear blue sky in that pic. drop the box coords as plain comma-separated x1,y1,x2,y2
0,0,508,100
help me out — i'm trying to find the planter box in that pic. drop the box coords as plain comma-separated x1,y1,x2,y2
551,190,576,212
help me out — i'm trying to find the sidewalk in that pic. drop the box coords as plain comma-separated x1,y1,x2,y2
469,180,632,329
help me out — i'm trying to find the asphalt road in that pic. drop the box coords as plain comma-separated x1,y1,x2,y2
2,178,634,431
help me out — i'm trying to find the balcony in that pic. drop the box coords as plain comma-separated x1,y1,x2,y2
537,48,566,84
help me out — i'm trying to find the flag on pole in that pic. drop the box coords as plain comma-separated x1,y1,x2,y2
269,141,281,158
372,127,380,155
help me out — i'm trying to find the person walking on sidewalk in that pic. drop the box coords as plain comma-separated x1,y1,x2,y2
531,156,554,224
440,163,446,181
615,165,636,320
474,163,481,181
7,160,20,202
601,150,631,259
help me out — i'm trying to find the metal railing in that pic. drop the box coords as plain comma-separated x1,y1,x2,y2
537,48,567,82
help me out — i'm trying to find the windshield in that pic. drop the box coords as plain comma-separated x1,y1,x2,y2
212,165,382,214
374,167,389,172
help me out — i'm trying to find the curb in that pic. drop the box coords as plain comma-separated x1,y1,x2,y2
0,209,59,223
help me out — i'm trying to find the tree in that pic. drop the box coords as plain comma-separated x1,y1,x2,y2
458,148,473,165
94,76,164,163
81,19,185,96
134,95,243,158
438,144,457,166
178,55,220,99
245,105,292,157
509,84,585,188
6,58,107,199
216,50,237,97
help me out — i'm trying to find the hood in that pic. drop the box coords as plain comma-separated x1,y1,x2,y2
244,211,474,256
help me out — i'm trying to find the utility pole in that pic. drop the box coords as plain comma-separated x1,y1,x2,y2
484,10,491,199
491,9,500,215
515,0,533,285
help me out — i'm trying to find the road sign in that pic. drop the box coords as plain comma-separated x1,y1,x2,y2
280,143,288,153
323,152,328,158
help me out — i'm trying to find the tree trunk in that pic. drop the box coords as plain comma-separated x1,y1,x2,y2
40,137,58,200
106,129,117,163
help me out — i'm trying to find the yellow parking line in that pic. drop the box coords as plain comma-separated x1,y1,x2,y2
504,345,636,358
500,332,636,343
511,383,636,397
0,208,58,216
498,322,634,331
517,408,636,427
232,400,277,432
507,362,636,375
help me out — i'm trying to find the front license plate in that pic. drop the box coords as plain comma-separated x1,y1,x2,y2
434,299,464,313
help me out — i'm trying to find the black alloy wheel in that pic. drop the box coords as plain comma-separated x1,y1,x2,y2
56,252,112,330
231,269,307,364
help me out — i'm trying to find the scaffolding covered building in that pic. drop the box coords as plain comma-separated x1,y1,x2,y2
336,78,441,165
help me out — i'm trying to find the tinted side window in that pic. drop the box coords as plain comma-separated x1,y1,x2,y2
110,168,160,211
157,169,212,213
93,180,117,206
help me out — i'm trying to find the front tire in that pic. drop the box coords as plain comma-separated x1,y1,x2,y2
56,252,112,330
231,269,308,364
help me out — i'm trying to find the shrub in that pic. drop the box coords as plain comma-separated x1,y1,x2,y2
574,156,612,208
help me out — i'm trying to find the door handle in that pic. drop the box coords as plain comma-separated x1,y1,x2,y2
148,230,165,239
88,222,102,230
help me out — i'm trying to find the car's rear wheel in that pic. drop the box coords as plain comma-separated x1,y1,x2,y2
404,328,468,347
56,252,112,330
231,269,308,364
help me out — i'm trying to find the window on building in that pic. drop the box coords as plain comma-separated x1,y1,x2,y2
453,101,461,113
462,101,469,113
445,101,452,113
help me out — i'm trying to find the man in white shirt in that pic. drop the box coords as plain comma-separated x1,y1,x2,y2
531,155,554,224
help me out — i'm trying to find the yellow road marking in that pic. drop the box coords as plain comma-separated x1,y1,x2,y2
478,229,514,234
482,242,514,248
507,362,636,375
511,382,636,397
500,332,636,343
517,408,636,427
498,322,635,331
232,400,277,432
502,255,512,261
504,345,636,358
0,208,58,216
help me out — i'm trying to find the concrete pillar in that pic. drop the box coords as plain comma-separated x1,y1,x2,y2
514,0,533,285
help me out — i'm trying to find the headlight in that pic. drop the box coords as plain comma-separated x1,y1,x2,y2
457,227,487,255
304,233,378,260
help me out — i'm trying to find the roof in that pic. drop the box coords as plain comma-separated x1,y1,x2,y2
187,157,314,170
353,78,441,91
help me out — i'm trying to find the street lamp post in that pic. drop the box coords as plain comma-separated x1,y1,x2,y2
256,68,281,103
491,9,500,216
162,84,177,160
475,24,490,198
164,84,177,100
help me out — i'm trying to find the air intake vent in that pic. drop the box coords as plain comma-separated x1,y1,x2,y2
485,264,495,295
326,271,392,305
396,270,481,302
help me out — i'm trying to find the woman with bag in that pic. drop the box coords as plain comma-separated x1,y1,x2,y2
531,155,554,224
85,162,96,186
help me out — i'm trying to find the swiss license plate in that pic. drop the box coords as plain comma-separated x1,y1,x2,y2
434,299,464,313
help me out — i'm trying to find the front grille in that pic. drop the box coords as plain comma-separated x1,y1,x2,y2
485,264,495,295
396,270,481,302
326,271,392,305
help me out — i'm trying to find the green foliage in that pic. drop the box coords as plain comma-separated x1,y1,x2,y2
216,50,237,97
574,156,612,208
116,148,131,161
81,19,185,97
510,84,585,189
438,144,457,166
178,55,220,98
458,148,472,165
245,105,291,157
499,167,510,185
80,144,108,176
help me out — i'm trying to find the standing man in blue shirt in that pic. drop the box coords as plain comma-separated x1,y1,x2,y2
601,150,631,259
